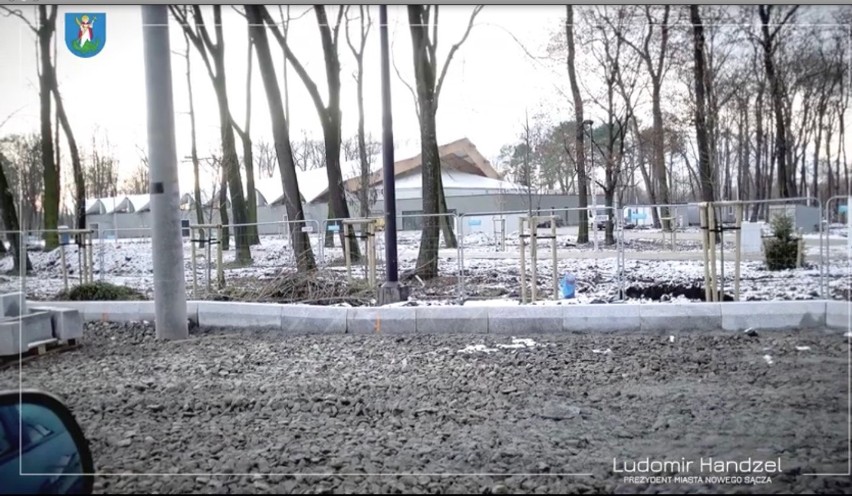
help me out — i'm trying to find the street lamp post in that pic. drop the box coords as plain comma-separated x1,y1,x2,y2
142,5,188,340
377,5,408,305
583,120,598,253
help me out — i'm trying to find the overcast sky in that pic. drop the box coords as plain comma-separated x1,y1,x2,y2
0,5,576,194
0,5,848,205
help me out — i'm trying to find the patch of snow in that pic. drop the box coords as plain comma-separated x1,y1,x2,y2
763,354,774,365
457,344,498,354
496,337,540,349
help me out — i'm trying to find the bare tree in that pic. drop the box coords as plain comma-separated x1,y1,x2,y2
758,5,799,198
245,5,316,271
229,13,259,245
610,6,674,230
0,151,33,272
254,140,277,179
408,5,483,279
345,6,373,219
85,131,118,199
565,6,589,243
0,134,43,231
169,5,252,263
176,32,206,229
1,6,61,248
121,161,149,196
690,6,715,206
256,6,360,258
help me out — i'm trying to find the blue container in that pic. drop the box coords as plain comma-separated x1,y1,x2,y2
560,272,576,299
58,226,70,245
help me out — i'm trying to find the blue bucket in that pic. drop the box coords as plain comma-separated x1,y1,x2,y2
560,273,576,299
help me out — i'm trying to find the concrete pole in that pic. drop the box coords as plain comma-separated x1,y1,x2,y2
142,5,188,340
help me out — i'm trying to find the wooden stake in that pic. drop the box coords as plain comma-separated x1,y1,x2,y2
551,217,558,300
708,204,718,301
519,217,527,304
700,204,712,302
734,203,743,301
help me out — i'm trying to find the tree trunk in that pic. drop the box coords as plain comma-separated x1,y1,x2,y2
0,153,33,272
353,37,370,219
566,6,588,243
240,38,259,245
651,81,672,230
691,5,714,208
247,5,316,270
211,68,251,263
760,6,795,198
751,84,765,221
184,36,205,229
436,171,457,248
409,6,441,279
49,83,85,242
813,103,825,205
218,171,230,250
37,6,59,250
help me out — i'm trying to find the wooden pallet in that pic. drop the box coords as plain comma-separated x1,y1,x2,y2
0,339,82,370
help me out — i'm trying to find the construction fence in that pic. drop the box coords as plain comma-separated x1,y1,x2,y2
1,196,849,303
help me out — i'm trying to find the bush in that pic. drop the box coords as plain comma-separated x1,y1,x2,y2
58,281,145,301
763,214,799,271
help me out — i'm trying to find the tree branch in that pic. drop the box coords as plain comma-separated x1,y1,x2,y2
391,36,420,121
169,6,216,82
0,7,37,33
770,5,799,41
258,6,328,118
435,5,483,103
191,6,217,55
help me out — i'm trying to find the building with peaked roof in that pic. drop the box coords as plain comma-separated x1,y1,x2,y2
82,138,593,240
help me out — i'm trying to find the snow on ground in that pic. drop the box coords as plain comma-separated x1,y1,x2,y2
1,233,849,304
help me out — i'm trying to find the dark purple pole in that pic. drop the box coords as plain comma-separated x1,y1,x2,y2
380,5,399,283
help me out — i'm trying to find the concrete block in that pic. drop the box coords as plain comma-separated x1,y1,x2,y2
197,302,282,328
30,306,83,341
563,304,641,333
826,300,851,330
721,301,826,331
640,303,721,333
0,311,55,355
40,301,152,322
22,311,54,344
0,292,27,318
281,305,347,335
0,318,26,355
489,306,563,334
416,307,488,334
347,307,417,335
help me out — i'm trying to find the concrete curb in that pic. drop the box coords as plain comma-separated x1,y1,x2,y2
27,300,851,335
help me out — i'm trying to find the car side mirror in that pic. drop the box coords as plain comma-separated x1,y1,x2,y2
0,390,94,494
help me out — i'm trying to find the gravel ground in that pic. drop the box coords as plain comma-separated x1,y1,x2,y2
1,323,850,494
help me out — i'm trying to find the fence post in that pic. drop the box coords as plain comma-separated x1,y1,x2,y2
531,218,538,303
98,226,105,281
734,203,743,301
206,228,212,293
344,222,352,282
456,214,465,299
191,227,198,298
551,216,558,300
60,240,69,293
519,217,527,304
699,203,712,302
216,224,224,289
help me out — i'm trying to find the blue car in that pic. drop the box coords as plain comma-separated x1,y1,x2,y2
0,391,93,494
